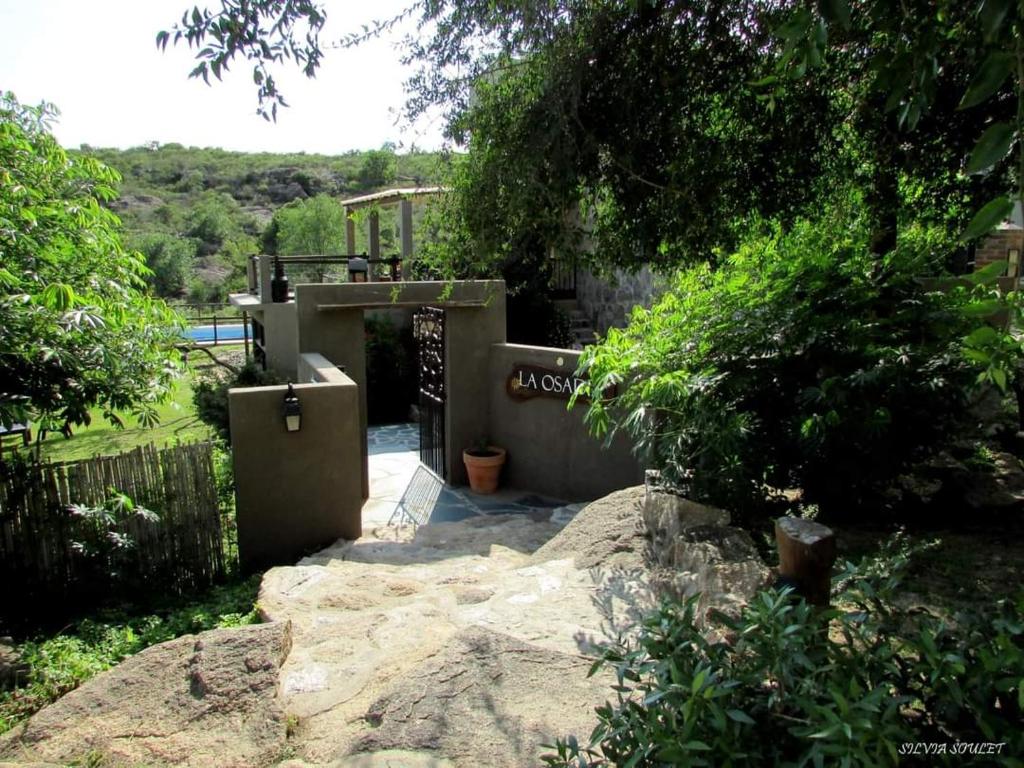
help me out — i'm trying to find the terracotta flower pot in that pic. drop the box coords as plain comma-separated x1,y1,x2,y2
463,446,507,494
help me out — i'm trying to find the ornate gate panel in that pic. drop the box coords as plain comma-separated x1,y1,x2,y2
414,307,446,479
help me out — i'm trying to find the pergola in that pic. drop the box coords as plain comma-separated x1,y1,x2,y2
339,187,446,265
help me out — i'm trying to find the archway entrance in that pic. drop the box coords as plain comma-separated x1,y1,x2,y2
293,280,507,497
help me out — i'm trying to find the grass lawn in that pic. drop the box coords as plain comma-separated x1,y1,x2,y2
29,352,238,463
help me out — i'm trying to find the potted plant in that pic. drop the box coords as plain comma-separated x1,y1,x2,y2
463,438,507,494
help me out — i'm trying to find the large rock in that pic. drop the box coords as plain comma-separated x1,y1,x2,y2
0,487,772,767
642,488,770,617
0,639,26,689
353,627,609,766
961,450,1024,510
0,622,292,768
530,486,648,568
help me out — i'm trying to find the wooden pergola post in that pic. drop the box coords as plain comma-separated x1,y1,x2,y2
345,211,356,255
368,210,381,260
398,199,414,262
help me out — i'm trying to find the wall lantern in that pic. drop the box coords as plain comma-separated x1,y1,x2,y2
1008,248,1021,279
348,257,369,283
283,383,302,432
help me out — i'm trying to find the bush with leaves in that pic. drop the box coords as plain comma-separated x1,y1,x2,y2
578,207,981,522
192,361,281,442
0,92,182,435
67,492,159,585
543,537,1024,767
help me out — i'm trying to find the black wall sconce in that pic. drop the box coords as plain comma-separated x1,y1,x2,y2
283,383,302,432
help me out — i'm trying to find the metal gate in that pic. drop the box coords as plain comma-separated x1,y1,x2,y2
414,306,446,479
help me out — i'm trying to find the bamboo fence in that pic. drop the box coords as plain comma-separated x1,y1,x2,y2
0,442,227,613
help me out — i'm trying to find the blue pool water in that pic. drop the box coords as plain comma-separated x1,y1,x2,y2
185,324,246,343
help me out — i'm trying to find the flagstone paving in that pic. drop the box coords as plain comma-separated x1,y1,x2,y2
363,423,583,528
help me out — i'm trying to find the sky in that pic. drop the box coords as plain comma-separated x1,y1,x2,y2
0,0,447,154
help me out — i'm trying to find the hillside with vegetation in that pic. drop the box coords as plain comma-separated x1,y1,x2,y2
73,143,448,303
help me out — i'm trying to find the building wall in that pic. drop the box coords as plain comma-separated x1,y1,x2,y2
294,281,508,492
975,226,1024,274
255,303,299,381
229,368,362,572
576,264,666,335
486,343,643,501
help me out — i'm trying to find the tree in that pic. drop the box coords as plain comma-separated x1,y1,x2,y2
357,145,397,188
162,1,1007,270
129,232,195,298
0,93,181,436
273,194,347,281
186,190,250,256
275,194,346,255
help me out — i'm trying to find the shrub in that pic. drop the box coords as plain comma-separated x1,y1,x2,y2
578,209,979,521
543,537,1024,767
66,492,160,587
193,361,281,442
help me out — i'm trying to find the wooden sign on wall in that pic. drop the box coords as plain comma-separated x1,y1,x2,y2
506,363,589,402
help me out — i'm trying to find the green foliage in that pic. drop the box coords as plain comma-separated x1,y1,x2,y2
129,231,195,297
273,193,349,280
0,93,182,436
158,0,327,121
164,1,1006,271
578,207,978,520
358,145,398,188
0,577,260,733
66,492,160,584
72,143,443,303
185,190,257,257
771,0,1017,249
543,537,1024,767
192,361,281,442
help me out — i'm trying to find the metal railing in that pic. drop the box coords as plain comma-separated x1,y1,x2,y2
177,304,251,353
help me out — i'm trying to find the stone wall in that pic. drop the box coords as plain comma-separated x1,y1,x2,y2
576,264,666,335
976,226,1024,275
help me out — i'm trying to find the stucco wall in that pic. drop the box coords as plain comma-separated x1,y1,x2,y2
486,343,643,501
229,371,362,572
259,302,299,381
576,264,666,335
294,281,507,491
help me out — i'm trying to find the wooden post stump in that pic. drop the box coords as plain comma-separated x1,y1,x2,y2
775,517,837,606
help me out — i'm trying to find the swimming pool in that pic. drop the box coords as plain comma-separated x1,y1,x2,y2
185,324,247,343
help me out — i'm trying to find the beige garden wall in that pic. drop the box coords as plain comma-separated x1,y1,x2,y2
487,343,643,501
229,361,361,572
294,280,507,491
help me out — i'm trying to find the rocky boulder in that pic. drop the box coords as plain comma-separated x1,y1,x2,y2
642,488,771,617
530,485,649,569
0,622,292,768
353,627,610,766
0,640,26,690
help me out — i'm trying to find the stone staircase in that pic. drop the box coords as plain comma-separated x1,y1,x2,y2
554,299,598,350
